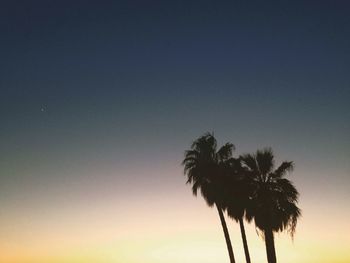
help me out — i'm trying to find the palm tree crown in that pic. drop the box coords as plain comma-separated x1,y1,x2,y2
182,133,234,206
241,148,301,235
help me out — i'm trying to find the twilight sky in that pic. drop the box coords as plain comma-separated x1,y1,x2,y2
1,1,349,262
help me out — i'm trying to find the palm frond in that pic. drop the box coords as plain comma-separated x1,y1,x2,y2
256,148,274,175
240,154,259,173
270,161,294,179
276,178,299,202
217,143,235,162
191,132,216,152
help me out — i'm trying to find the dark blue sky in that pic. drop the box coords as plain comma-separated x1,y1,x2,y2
0,0,349,216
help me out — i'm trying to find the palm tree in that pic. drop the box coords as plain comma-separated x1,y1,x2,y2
223,159,252,263
240,148,301,263
182,133,236,263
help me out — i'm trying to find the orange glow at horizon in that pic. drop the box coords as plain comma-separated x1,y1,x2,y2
1,165,349,263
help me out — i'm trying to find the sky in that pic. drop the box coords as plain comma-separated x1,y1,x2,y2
0,0,349,262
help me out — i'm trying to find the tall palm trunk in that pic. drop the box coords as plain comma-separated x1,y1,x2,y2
215,203,236,263
264,228,277,263
239,217,251,263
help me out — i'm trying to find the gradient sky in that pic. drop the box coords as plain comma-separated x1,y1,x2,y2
1,1,349,262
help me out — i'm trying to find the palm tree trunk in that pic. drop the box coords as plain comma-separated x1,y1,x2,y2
239,217,251,263
264,228,277,263
215,202,236,263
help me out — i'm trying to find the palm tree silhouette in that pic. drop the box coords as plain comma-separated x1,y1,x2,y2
240,148,301,263
182,133,236,263
223,158,252,263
